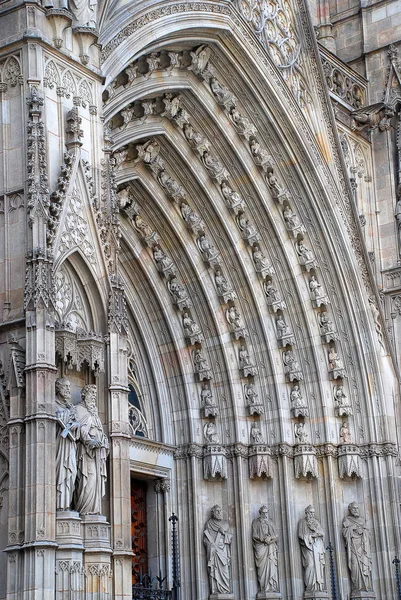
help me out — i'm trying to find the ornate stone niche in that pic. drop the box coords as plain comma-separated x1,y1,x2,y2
309,276,330,308
254,247,275,279
56,326,105,373
338,445,361,479
203,445,228,480
294,445,318,479
282,203,305,238
153,245,176,278
290,385,309,418
249,444,273,479
214,269,237,303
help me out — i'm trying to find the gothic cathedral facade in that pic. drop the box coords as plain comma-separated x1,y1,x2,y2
0,0,400,599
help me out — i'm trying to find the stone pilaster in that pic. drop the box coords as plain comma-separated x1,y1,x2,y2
108,275,132,600
55,511,84,600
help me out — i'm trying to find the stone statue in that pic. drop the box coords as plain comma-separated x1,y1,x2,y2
283,204,302,230
210,77,236,108
296,241,315,266
202,151,225,179
290,385,309,418
73,384,109,515
153,246,175,273
68,0,97,27
157,169,183,197
204,422,220,444
226,306,243,331
253,246,271,273
168,277,190,306
245,382,259,406
276,314,289,338
189,45,211,76
229,108,256,138
237,212,259,241
342,502,373,593
181,202,205,233
250,139,272,170
266,171,284,197
182,312,200,336
198,235,219,263
334,385,353,416
220,181,245,212
328,347,345,374
309,276,328,306
252,505,279,593
55,377,79,511
183,122,207,148
203,505,233,595
250,421,264,444
201,383,218,417
294,422,308,444
214,269,235,299
239,344,251,369
298,505,326,593
395,199,401,237
339,420,352,444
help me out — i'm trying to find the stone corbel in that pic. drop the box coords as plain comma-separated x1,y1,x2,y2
45,8,73,49
203,445,227,480
248,444,272,479
338,445,361,479
72,26,99,66
294,444,318,479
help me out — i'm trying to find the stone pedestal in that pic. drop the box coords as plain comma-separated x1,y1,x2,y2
338,445,362,478
210,595,234,600
257,592,282,599
203,445,227,480
294,445,318,479
350,592,376,600
304,592,328,599
82,514,112,599
249,445,273,479
56,511,84,600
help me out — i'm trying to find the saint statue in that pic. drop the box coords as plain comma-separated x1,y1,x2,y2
55,378,79,511
252,506,279,593
204,422,219,444
339,420,352,444
342,502,373,593
298,505,326,593
73,384,109,515
68,0,97,27
250,422,264,444
204,505,233,595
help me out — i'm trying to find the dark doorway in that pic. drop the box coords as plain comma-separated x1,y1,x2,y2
131,478,148,585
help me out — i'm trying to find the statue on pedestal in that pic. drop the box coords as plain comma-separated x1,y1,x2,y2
252,505,279,594
55,377,79,511
204,505,233,596
73,384,109,515
298,505,326,594
69,0,97,27
342,502,373,593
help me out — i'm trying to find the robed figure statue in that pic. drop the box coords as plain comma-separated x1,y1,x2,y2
73,384,109,515
203,505,233,596
342,502,373,593
298,505,326,593
55,378,79,511
252,506,279,594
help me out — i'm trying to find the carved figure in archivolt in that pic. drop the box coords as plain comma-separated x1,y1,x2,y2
252,505,279,594
342,502,373,593
298,505,326,594
55,378,79,511
204,505,233,595
73,384,109,515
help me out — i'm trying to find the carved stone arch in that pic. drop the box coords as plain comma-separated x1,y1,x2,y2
61,69,77,98
56,252,108,334
2,55,21,87
43,59,61,89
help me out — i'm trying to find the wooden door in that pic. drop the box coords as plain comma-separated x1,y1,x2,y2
131,478,148,585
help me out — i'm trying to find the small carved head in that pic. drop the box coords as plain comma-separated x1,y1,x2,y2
81,384,97,409
259,505,269,517
305,505,315,516
55,378,71,402
348,502,359,517
211,504,222,520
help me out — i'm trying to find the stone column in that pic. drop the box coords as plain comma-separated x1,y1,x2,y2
23,249,58,599
82,514,112,598
108,275,133,600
